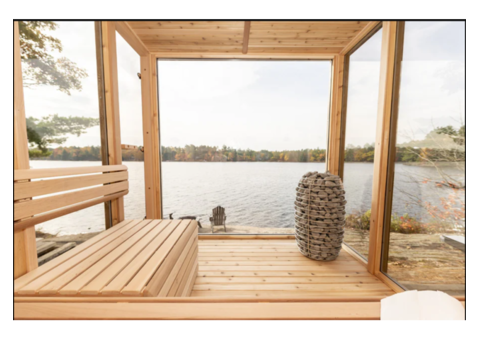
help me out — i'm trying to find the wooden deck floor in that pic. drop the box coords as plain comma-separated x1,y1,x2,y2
193,239,395,298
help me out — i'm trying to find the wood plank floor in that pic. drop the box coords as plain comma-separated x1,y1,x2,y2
193,239,394,298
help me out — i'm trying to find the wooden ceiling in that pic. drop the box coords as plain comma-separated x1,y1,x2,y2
126,21,376,57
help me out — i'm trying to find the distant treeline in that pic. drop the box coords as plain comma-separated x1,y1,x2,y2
30,144,444,163
161,145,326,162
31,146,145,162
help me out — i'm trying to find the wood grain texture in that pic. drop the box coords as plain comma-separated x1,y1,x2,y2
242,21,251,54
143,221,197,296
25,220,147,296
193,239,394,298
326,55,345,175
339,21,381,55
13,21,38,278
121,220,194,295
14,220,198,298
127,21,371,57
368,21,399,275
101,21,125,226
14,182,128,221
14,219,135,292
14,190,128,232
115,21,149,56
14,165,127,181
13,166,128,231
101,220,180,295
14,301,381,320
154,52,336,60
141,54,162,219
158,233,198,296
13,296,390,303
14,171,128,200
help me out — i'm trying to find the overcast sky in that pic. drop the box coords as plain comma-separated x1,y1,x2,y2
23,21,465,151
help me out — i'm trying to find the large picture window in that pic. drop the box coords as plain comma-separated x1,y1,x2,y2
342,27,383,259
21,21,105,236
381,21,465,296
157,60,331,234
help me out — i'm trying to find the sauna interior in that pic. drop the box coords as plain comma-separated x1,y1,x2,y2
13,21,465,320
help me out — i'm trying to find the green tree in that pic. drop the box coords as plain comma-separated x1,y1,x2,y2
27,114,99,157
19,21,88,95
430,125,457,138
61,149,71,160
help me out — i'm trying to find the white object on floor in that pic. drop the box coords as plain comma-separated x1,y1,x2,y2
441,235,465,251
381,290,464,320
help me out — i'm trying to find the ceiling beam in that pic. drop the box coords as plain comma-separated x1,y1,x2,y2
153,52,336,60
339,21,381,56
242,21,251,54
115,21,150,56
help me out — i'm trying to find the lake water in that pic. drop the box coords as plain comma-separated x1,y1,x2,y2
30,160,464,235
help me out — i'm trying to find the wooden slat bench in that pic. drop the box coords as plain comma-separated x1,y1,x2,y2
14,166,198,298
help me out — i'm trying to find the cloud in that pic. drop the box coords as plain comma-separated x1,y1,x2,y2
158,61,261,101
21,21,464,153
158,61,331,150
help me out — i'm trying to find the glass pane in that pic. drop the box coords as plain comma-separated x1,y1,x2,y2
343,28,383,259
158,61,331,234
21,21,104,238
116,32,146,220
382,21,465,296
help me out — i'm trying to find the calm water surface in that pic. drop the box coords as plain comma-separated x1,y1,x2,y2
30,161,464,235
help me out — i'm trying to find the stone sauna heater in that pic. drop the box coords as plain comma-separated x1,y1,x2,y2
295,172,346,261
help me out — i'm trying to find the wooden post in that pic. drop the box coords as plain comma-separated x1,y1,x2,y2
101,22,124,226
379,21,405,273
112,21,160,219
242,21,251,54
326,55,346,176
115,22,149,57
141,54,162,219
368,21,399,275
95,22,113,229
14,21,38,278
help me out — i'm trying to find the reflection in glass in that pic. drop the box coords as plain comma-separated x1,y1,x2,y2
342,28,383,259
382,22,465,296
21,21,104,236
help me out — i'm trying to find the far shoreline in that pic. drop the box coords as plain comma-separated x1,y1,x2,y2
29,159,464,166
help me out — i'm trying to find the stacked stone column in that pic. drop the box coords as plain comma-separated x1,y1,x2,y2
294,171,346,261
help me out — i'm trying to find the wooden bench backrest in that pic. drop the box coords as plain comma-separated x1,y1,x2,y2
14,165,129,232
211,206,225,226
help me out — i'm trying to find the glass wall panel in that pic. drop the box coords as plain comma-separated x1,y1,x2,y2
158,61,331,234
342,28,383,259
116,32,146,220
21,21,104,238
382,21,465,296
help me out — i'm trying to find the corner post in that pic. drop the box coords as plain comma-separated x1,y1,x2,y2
101,21,124,226
141,54,162,219
14,21,38,278
327,54,346,176
368,21,399,275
